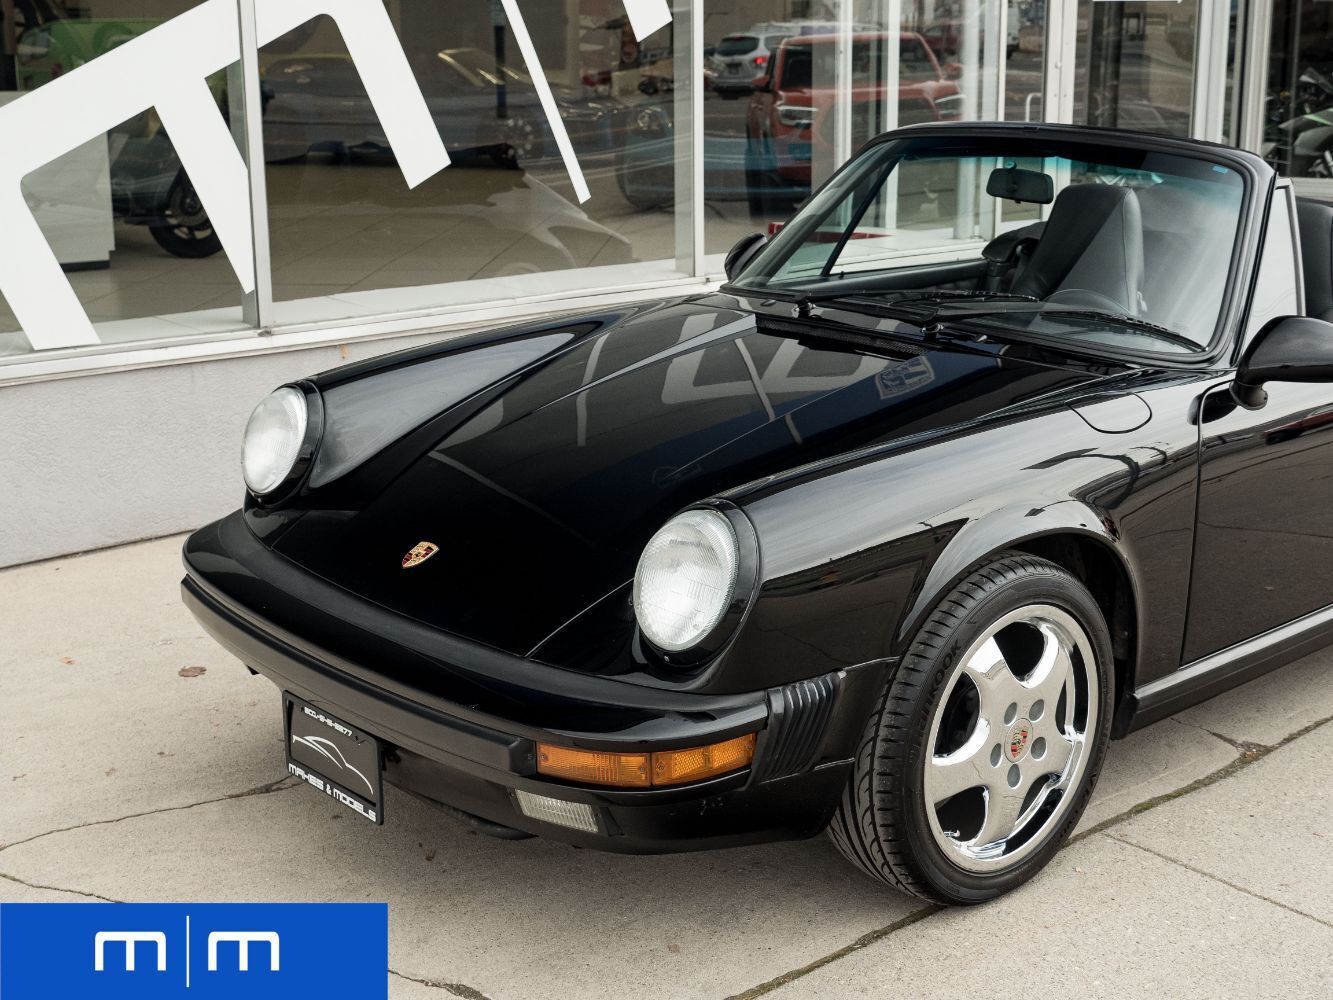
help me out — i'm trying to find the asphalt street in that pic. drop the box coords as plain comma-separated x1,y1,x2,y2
2,534,1330,999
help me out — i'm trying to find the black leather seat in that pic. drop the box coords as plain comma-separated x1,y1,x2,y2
1296,199,1333,322
1136,182,1234,343
1011,184,1144,314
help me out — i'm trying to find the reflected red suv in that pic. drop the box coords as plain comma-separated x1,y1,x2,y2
745,32,960,210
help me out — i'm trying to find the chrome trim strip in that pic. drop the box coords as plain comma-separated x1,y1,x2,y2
1138,602,1333,703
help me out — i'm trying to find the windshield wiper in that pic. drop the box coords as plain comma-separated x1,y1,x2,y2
772,288,1039,318
1037,308,1191,338
951,306,1203,352
883,290,1041,306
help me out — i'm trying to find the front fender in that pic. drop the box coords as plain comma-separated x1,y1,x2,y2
718,385,1201,698
899,499,1137,650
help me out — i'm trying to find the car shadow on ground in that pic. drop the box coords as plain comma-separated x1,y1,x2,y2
2,737,919,997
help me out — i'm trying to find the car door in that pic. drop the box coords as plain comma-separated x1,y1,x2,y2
1182,185,1333,662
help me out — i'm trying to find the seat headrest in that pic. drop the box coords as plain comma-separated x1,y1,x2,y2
1011,184,1144,311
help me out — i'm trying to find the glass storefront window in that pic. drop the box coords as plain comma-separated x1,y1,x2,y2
260,0,691,328
1007,0,1043,123
1074,0,1197,136
0,0,251,358
699,1,1018,255
1263,0,1333,191
0,0,1295,367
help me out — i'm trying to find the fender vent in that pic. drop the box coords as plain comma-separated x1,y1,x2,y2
753,673,839,783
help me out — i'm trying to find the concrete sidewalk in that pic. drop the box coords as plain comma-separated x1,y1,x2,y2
1,535,1330,999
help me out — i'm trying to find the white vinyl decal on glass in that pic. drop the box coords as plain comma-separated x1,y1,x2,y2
0,0,671,352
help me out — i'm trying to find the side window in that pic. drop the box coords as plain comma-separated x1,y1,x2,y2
1245,186,1302,340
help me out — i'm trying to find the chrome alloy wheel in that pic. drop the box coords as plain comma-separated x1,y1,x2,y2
922,604,1098,874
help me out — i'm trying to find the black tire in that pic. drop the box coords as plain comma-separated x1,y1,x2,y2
746,140,796,223
745,164,769,219
615,154,672,211
829,551,1114,904
148,174,222,259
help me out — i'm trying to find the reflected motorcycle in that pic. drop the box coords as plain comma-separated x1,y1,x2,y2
1264,67,1333,179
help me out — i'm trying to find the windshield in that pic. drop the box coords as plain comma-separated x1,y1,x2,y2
735,136,1247,354
438,48,530,87
717,35,759,56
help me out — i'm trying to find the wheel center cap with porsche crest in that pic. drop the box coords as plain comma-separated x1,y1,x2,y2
402,541,439,569
1006,719,1032,762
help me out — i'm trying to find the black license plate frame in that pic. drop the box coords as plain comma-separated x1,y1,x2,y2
284,693,385,825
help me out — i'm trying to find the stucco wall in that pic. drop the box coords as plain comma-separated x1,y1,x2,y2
0,329,452,568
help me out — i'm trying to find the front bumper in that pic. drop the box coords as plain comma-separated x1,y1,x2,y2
182,513,881,852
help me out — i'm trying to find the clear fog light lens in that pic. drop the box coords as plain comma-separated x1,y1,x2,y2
242,386,308,496
633,509,738,652
514,790,599,833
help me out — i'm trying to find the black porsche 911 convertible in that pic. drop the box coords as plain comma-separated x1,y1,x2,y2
182,121,1333,904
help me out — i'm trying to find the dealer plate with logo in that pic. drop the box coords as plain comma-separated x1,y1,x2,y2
284,694,384,825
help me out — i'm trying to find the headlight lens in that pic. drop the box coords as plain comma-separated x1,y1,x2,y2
242,386,308,496
777,103,813,127
633,509,739,652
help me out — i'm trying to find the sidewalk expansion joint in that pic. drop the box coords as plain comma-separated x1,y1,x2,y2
1106,834,1333,930
723,905,941,1000
389,969,495,999
1164,716,1269,754
0,775,300,856
0,870,119,903
1200,728,1271,755
1072,711,1333,845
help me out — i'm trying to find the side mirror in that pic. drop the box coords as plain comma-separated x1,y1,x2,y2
724,233,768,281
752,75,772,93
1233,315,1333,409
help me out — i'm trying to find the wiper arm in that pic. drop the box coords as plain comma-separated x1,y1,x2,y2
789,288,885,314
783,288,1038,318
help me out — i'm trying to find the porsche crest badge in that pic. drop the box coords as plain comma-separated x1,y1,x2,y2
402,541,439,569
1006,720,1032,762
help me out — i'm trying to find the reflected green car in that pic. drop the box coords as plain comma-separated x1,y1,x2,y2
15,17,229,259
15,17,160,88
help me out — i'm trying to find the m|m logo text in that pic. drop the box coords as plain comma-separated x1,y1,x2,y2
94,930,168,972
1,902,387,999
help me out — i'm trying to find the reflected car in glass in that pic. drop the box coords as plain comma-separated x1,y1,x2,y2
710,29,792,99
260,48,619,167
16,16,229,259
183,122,1333,904
746,32,960,213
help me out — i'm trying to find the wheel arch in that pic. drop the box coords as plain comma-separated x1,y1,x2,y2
1009,533,1138,736
893,504,1142,737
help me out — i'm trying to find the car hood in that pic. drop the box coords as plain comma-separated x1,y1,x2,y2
271,297,1108,657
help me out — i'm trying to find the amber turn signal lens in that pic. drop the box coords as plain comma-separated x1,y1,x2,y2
536,733,756,789
536,744,651,788
650,733,757,787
